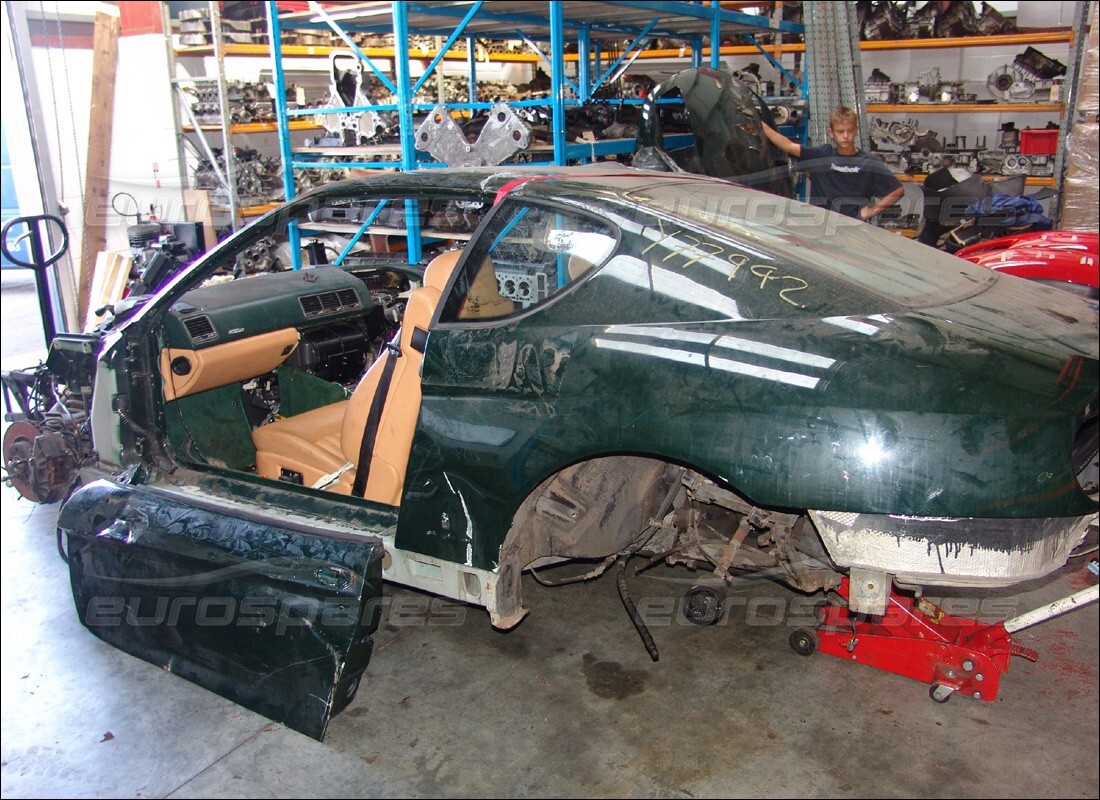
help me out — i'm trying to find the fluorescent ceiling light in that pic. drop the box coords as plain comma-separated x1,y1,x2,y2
307,2,393,24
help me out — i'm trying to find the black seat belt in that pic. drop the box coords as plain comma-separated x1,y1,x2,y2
352,342,401,498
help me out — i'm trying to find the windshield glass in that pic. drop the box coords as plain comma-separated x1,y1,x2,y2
625,181,996,309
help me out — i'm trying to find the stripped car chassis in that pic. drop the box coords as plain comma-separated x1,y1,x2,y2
524,466,843,660
539,467,1098,702
636,470,842,623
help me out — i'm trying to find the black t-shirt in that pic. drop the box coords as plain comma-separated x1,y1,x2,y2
796,144,903,219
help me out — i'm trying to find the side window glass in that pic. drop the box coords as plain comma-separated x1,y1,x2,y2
440,201,617,322
185,195,486,288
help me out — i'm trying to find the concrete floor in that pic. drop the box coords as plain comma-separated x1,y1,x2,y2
2,267,1098,798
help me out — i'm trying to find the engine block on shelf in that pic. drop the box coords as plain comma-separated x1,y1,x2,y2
870,118,1058,178
189,80,275,127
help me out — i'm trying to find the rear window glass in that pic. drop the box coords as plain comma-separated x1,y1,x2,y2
626,181,995,309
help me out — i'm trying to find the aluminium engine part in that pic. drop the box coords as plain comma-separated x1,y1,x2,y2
865,68,897,103
933,81,974,104
934,0,980,37
762,99,804,127
899,67,975,104
731,63,770,97
354,33,391,48
1002,153,1033,175
236,163,265,201
975,2,1016,35
868,117,929,149
494,261,557,309
922,147,980,174
910,130,944,155
127,220,162,250
294,165,349,195
1016,46,1068,80
862,0,906,41
912,68,943,102
192,148,283,206
427,199,485,233
988,47,1067,102
414,103,530,167
319,50,394,146
1001,153,1054,177
877,151,910,173
179,11,257,46
235,236,279,275
979,150,1007,173
988,63,1038,101
904,1,939,38
113,193,204,295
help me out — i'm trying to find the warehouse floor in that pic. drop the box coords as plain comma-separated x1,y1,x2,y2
2,268,1098,799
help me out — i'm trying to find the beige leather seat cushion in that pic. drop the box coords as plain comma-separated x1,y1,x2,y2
253,400,352,494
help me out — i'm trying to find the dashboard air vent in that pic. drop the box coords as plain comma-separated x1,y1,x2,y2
183,315,216,344
299,289,362,318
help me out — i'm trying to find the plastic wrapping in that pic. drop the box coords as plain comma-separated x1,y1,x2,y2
1075,3,1099,114
1059,4,1099,230
1060,124,1098,231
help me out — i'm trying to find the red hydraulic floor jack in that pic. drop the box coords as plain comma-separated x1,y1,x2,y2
789,576,1100,702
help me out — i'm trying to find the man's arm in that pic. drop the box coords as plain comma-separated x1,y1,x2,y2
761,123,802,158
859,185,905,221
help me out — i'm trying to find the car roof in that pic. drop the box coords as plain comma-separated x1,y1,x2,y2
293,164,730,207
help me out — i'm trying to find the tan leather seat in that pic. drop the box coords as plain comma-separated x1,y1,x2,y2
457,258,515,319
253,249,462,504
567,254,594,281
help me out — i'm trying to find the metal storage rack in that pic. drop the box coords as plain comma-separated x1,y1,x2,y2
855,0,1092,215
263,1,805,265
165,2,333,231
861,28,1083,190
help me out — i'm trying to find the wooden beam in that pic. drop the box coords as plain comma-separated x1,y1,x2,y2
77,11,120,326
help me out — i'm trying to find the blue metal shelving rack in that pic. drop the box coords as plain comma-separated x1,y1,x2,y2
264,1,805,266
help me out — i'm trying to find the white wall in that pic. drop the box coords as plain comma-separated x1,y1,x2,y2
12,0,184,326
109,31,185,242
30,34,94,285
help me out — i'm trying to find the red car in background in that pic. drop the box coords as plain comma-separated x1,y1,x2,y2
956,231,1099,300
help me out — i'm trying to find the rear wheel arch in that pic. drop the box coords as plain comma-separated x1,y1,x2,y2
486,453,841,629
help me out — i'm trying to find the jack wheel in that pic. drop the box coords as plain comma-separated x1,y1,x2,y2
682,581,725,626
789,627,819,656
929,684,953,704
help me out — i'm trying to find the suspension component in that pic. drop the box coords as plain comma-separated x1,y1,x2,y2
3,419,78,504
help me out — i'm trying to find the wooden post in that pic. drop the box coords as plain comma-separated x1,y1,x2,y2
78,11,120,326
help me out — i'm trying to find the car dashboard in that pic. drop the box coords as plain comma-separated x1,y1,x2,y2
159,267,385,402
